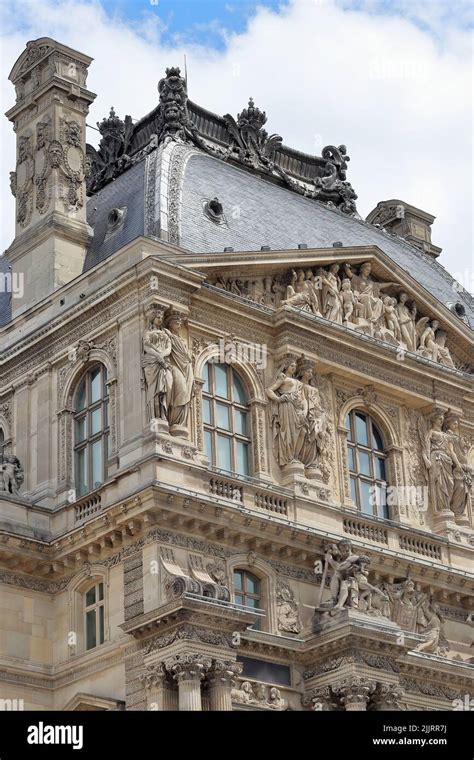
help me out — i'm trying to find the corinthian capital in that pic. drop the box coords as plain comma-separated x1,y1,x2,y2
138,663,167,690
208,659,243,686
370,682,406,711
332,677,376,709
164,653,212,682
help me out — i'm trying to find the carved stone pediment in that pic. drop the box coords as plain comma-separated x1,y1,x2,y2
193,250,472,373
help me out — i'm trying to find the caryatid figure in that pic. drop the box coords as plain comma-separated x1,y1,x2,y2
162,308,195,436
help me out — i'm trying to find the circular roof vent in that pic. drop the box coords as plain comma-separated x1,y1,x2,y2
204,197,224,224
446,301,466,319
107,206,127,233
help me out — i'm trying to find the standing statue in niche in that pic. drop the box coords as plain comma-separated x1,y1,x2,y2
266,356,307,467
442,411,472,521
418,409,466,517
142,304,172,425
294,356,330,479
266,355,329,479
163,308,194,436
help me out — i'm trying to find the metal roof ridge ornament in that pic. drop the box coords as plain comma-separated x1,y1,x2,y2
156,66,190,142
86,107,133,194
223,96,283,171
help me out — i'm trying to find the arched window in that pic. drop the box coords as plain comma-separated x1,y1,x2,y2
84,581,105,650
234,569,262,630
202,362,251,476
74,365,109,497
345,410,389,519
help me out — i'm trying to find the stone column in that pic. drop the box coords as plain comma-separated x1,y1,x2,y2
332,677,375,711
208,659,243,711
165,654,211,711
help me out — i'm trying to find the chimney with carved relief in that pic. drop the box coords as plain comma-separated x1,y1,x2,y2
5,38,96,316
366,199,442,258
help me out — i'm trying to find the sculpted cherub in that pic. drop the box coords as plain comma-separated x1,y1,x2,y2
2,455,23,496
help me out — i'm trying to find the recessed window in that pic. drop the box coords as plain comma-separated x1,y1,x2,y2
345,410,389,519
203,362,251,476
0,429,5,461
234,569,262,630
74,365,109,497
84,581,105,650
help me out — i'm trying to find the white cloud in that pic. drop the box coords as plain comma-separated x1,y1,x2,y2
1,0,472,292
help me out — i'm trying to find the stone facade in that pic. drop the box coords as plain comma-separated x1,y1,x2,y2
0,38,473,713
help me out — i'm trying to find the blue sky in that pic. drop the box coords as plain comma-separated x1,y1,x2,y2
89,0,474,47
66,0,293,49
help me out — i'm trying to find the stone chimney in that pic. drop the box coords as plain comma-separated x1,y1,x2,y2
5,38,96,317
366,199,442,258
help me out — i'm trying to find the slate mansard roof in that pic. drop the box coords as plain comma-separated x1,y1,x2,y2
1,66,473,330
82,141,474,330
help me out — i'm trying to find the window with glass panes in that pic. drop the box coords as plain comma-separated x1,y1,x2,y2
345,410,389,519
74,365,109,497
202,363,251,476
234,569,261,630
84,581,105,650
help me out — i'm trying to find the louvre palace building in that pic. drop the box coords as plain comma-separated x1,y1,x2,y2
0,37,473,714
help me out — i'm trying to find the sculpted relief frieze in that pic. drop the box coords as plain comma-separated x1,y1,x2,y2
208,261,469,372
313,539,453,657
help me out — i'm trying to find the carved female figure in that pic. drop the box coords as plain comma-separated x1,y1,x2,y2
295,357,329,476
163,309,194,435
418,410,456,514
142,306,172,424
282,269,320,313
266,358,307,466
321,263,342,323
443,411,471,520
395,292,417,351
